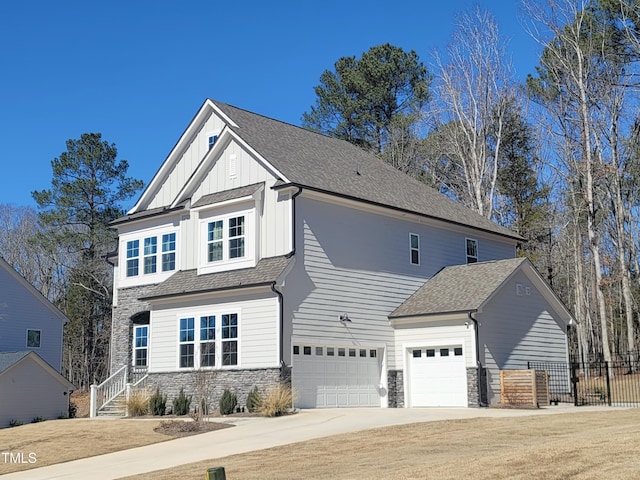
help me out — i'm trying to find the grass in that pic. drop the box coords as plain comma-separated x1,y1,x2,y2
121,410,640,480
3,410,640,478
0,418,171,475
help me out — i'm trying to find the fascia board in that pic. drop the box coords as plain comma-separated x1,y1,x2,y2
130,99,216,214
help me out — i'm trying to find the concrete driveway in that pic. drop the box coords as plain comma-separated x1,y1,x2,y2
3,405,618,480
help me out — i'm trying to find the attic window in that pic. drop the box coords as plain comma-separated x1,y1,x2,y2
208,134,219,149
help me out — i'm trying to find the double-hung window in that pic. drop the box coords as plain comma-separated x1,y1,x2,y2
179,317,195,368
122,230,177,282
126,240,139,277
162,233,176,271
409,233,420,265
206,216,245,261
144,237,157,274
466,238,478,264
133,325,148,367
26,329,41,348
222,313,238,366
200,315,216,367
178,313,239,369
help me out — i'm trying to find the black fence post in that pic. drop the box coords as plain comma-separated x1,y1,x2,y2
571,362,579,407
605,361,612,406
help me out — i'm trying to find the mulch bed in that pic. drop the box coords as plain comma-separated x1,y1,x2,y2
154,419,234,437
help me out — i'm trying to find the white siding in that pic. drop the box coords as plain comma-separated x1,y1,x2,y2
284,196,517,370
0,357,71,427
393,321,475,370
0,266,65,371
148,114,225,210
148,292,279,372
478,270,569,404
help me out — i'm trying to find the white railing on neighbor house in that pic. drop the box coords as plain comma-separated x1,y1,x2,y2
89,365,149,417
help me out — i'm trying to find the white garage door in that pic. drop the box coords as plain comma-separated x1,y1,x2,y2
292,345,381,408
409,345,468,407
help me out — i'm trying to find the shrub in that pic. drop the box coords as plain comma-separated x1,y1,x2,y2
219,389,237,415
126,388,150,416
173,387,192,416
259,383,293,417
8,419,23,428
246,386,262,413
149,386,167,416
68,400,77,419
31,416,47,423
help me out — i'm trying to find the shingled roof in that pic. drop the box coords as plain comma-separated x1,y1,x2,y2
0,351,29,374
141,255,292,300
390,258,527,318
212,100,520,240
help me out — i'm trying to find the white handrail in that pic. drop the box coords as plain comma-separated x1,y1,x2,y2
89,365,128,418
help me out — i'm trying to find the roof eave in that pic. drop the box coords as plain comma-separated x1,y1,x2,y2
140,280,276,302
273,182,522,242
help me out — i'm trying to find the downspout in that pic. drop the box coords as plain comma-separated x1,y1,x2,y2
468,311,486,407
271,282,285,369
286,187,303,258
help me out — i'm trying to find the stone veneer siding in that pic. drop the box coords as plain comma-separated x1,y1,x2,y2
147,367,290,413
387,370,404,408
466,366,488,407
110,284,158,374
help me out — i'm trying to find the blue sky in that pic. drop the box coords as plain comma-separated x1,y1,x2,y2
0,0,540,209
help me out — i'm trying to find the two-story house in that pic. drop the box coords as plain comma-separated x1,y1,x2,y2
106,99,572,412
0,257,74,426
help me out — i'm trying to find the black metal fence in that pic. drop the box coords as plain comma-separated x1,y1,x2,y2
528,359,640,407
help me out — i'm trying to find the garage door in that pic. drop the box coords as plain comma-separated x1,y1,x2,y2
409,345,467,407
292,345,381,408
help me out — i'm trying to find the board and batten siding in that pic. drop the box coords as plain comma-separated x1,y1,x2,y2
148,114,226,210
148,291,279,372
478,270,569,404
0,266,64,371
0,357,70,427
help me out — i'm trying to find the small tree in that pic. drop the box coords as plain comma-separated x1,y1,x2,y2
246,386,262,413
173,388,191,416
149,387,167,416
219,389,237,415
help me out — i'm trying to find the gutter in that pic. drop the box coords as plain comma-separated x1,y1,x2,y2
468,311,487,407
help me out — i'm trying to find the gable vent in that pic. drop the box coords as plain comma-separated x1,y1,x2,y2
229,154,237,179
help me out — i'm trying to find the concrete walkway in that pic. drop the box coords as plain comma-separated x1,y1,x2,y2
3,405,620,480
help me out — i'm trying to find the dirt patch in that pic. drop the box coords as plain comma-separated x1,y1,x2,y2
154,420,233,437
70,390,90,418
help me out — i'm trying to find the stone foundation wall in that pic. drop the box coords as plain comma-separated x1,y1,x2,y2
110,285,157,373
387,369,404,408
146,367,288,413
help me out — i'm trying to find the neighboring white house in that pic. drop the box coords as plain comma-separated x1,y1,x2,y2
105,99,573,412
0,257,74,426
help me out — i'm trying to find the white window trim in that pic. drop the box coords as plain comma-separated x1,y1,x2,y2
198,208,255,275
132,325,149,367
26,329,41,348
119,226,180,288
409,233,420,266
465,238,478,264
176,310,241,370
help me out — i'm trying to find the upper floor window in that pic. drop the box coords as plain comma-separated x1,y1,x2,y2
204,215,248,265
124,230,178,279
126,240,139,277
466,238,478,264
208,134,219,149
162,233,176,271
27,329,41,348
409,233,420,265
